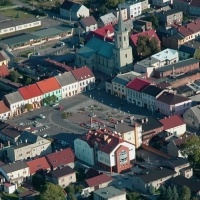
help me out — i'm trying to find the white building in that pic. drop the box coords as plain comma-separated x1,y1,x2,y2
55,72,78,99
120,1,142,19
0,19,41,36
152,0,173,7
74,137,95,166
126,77,151,107
134,48,179,77
60,0,89,20
159,115,186,137
0,161,30,185
74,129,136,173
93,186,126,200
0,101,11,121
71,67,95,93
3,91,25,116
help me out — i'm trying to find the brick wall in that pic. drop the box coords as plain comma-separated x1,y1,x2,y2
155,62,199,78
171,72,200,88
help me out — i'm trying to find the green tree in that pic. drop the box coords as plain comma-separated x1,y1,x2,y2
149,14,160,29
194,49,200,60
9,70,21,82
172,186,179,200
158,185,166,200
127,192,141,200
24,103,33,112
0,0,12,6
24,77,32,85
149,182,155,194
181,135,200,165
149,37,160,54
136,35,152,58
166,186,173,200
180,186,191,200
31,175,46,191
39,182,65,200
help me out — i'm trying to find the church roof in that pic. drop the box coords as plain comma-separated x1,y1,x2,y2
77,37,114,59
117,7,125,32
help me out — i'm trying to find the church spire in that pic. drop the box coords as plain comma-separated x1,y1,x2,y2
117,6,125,32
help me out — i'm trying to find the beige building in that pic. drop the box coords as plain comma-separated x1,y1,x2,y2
46,166,76,188
7,131,52,162
93,186,126,200
132,168,177,193
0,161,30,185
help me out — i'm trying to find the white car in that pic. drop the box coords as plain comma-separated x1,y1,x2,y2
39,114,45,119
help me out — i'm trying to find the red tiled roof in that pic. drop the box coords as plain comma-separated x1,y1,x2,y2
45,148,75,169
86,25,114,42
177,19,200,37
126,77,151,92
44,58,73,72
159,115,185,130
26,157,50,175
36,77,61,94
0,101,10,114
0,64,9,77
71,66,94,81
130,29,160,47
80,129,126,154
18,84,43,100
85,173,113,187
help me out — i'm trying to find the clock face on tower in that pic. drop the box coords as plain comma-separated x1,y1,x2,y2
119,150,128,164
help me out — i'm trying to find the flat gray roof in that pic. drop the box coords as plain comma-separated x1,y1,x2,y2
0,33,39,46
93,186,125,198
4,91,24,104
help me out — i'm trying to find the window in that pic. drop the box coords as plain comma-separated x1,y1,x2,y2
125,54,127,58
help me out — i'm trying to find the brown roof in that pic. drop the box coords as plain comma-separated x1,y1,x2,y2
1,125,22,139
85,173,113,187
157,92,190,105
80,16,97,27
50,166,75,178
26,157,51,175
0,101,10,114
71,66,94,81
45,148,75,169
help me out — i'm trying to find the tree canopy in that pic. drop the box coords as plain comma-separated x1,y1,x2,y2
8,70,21,82
181,135,200,164
136,35,160,59
148,14,160,29
0,0,12,6
39,182,65,200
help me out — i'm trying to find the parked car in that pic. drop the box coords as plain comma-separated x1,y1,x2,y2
39,114,45,119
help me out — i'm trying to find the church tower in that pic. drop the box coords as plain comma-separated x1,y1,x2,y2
113,7,133,73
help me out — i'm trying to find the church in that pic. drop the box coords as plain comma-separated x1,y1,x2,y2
75,9,133,75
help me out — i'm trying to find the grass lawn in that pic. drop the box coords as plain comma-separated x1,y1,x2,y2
1,8,34,19
2,192,18,200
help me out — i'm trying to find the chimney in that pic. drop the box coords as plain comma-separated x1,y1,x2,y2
25,139,28,143
7,141,10,146
114,124,117,129
145,118,148,123
90,117,93,126
121,119,124,123
141,118,144,123
104,134,109,141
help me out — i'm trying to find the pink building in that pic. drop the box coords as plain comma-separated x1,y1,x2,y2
156,92,192,116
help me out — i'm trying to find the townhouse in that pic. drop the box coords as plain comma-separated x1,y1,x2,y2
55,72,78,99
26,157,51,176
142,85,164,110
36,77,62,105
120,1,142,19
71,66,95,93
126,77,151,107
18,83,43,109
0,161,30,185
45,148,75,170
106,71,142,99
156,92,192,116
74,129,136,173
3,91,25,116
159,115,186,137
7,131,52,162
46,166,76,188
79,16,98,34
0,101,11,121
